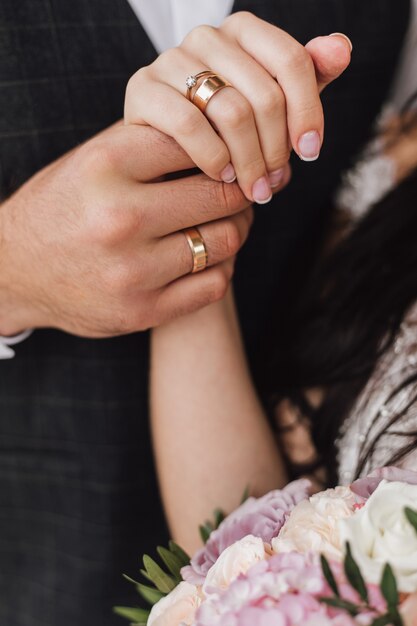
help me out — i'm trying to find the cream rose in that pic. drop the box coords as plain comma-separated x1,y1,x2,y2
339,480,417,593
148,581,201,626
203,535,266,596
272,486,356,560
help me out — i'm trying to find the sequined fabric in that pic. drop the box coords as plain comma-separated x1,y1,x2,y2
337,305,417,484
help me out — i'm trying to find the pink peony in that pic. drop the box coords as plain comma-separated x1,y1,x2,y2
350,467,417,499
194,551,363,626
182,480,310,585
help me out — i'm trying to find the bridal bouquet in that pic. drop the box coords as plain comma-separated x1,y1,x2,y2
115,467,417,626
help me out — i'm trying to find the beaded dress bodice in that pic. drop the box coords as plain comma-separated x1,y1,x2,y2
337,306,417,484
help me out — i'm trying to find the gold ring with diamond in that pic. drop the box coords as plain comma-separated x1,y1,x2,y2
185,71,215,101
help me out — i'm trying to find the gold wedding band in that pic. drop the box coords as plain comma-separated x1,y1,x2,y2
192,74,232,113
183,227,208,273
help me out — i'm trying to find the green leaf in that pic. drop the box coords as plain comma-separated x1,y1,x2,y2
320,554,340,597
123,574,141,586
199,524,212,544
371,615,401,626
213,508,226,529
113,606,150,624
157,546,183,581
240,486,250,504
143,555,177,593
140,569,154,584
319,596,359,616
168,541,190,567
137,583,165,606
380,563,399,611
344,542,369,604
405,507,417,534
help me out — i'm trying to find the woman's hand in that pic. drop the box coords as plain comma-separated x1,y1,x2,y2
125,12,352,204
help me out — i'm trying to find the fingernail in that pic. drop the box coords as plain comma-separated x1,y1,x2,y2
268,168,284,188
298,131,321,162
221,163,236,183
252,176,272,204
329,32,353,52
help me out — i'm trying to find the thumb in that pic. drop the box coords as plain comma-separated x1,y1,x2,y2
305,33,352,93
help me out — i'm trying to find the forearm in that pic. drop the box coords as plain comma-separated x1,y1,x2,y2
150,288,286,553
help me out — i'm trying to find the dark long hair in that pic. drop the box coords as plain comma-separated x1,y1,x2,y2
273,107,417,485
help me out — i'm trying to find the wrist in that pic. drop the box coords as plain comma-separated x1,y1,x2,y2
0,200,44,334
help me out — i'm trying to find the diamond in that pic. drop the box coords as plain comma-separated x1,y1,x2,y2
186,75,197,89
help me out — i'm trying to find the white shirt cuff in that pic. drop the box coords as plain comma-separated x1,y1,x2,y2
0,329,33,359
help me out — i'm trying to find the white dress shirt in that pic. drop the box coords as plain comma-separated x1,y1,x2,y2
127,0,234,53
1,0,416,358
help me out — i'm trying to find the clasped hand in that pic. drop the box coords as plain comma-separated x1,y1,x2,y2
0,12,351,338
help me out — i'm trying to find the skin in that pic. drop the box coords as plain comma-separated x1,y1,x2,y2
0,124,253,337
126,12,352,202
151,103,417,556
0,13,351,341
151,288,286,553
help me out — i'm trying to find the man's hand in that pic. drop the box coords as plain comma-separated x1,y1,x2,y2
0,123,257,337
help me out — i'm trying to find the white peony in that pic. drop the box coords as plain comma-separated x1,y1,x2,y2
339,480,417,593
148,581,201,626
272,486,357,560
203,534,267,596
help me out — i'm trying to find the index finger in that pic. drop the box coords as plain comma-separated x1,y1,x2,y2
139,173,251,237
222,12,325,161
113,123,197,181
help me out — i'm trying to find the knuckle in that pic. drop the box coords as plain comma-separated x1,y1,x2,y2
219,180,247,215
267,148,291,171
157,47,186,71
88,206,139,248
205,146,230,175
174,108,204,138
221,220,243,257
286,46,314,74
245,206,255,227
295,102,324,126
124,69,149,119
223,11,253,30
80,139,114,174
126,67,148,92
209,269,230,302
218,98,252,130
184,24,217,48
256,86,284,117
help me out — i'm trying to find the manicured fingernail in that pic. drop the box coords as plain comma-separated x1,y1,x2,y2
329,32,353,52
252,176,272,204
221,163,236,183
268,168,284,188
298,131,321,162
